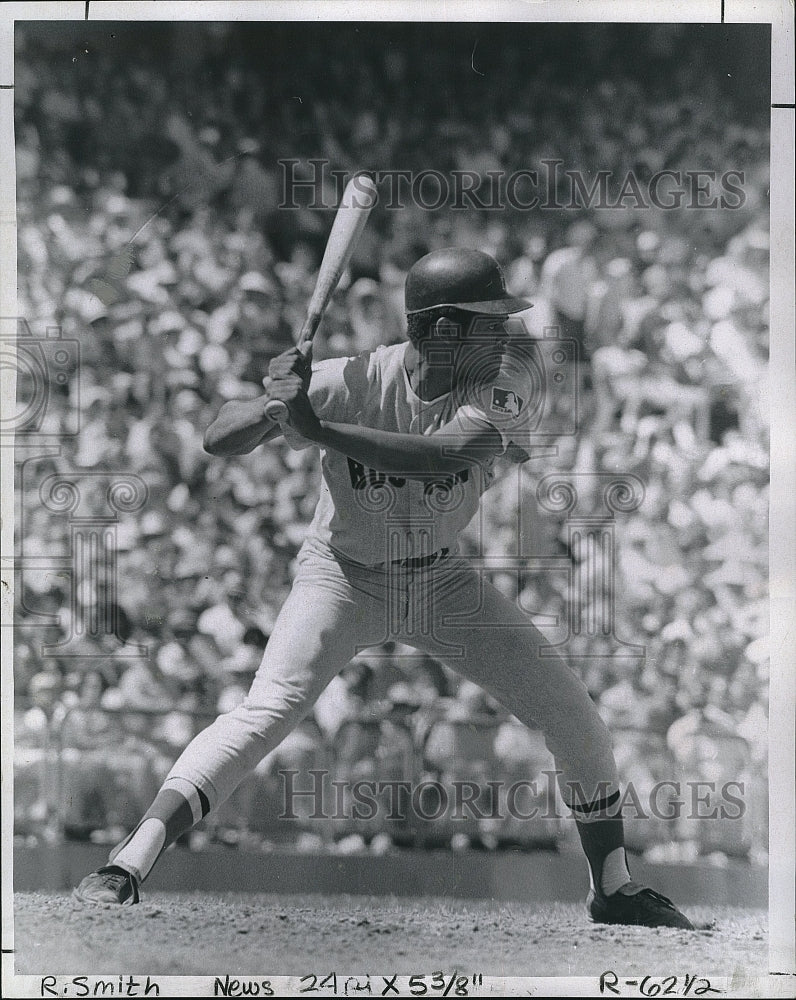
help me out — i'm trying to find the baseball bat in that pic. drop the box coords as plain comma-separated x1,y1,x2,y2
264,172,378,423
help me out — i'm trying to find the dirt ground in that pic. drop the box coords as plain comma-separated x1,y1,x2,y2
11,891,768,982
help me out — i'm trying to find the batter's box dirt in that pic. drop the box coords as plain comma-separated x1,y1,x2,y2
12,892,767,977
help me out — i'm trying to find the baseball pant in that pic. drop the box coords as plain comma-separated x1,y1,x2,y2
167,536,619,811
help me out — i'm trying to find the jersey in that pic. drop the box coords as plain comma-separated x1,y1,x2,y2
281,341,534,566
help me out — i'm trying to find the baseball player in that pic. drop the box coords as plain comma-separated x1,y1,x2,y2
75,249,693,928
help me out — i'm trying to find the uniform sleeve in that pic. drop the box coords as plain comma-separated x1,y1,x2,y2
280,355,352,451
449,342,538,456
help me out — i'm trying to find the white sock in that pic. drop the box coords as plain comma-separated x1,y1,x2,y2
110,777,205,883
600,846,632,896
111,818,166,884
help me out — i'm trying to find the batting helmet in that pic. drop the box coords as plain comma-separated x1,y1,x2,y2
405,248,532,316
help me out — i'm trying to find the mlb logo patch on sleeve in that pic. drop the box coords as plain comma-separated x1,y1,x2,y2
491,386,525,418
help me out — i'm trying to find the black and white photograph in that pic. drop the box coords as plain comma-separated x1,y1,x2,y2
2,3,793,996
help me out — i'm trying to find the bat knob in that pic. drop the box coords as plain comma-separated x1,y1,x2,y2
264,399,290,424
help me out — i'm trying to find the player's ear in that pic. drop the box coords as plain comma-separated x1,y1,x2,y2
433,312,465,340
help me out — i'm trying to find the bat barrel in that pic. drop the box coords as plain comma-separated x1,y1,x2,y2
263,172,377,425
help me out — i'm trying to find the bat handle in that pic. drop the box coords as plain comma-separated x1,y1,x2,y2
263,314,321,424
296,312,321,353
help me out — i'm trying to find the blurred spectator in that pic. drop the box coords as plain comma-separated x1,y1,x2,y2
13,23,770,858
539,221,600,363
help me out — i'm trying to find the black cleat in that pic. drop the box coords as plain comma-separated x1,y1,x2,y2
588,881,694,929
72,865,140,907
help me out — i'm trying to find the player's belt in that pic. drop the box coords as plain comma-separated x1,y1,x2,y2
375,547,450,570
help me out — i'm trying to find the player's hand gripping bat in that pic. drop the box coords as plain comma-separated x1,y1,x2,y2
264,173,378,424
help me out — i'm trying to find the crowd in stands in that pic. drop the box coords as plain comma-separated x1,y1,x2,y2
13,23,769,861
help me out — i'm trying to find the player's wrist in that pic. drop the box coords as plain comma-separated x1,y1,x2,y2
306,417,328,443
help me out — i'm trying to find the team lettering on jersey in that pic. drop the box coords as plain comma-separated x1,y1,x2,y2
346,457,470,497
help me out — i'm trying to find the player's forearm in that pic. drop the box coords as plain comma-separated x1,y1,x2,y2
313,420,481,477
203,398,279,456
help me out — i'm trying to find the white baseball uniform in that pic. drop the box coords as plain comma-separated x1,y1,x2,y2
163,340,619,815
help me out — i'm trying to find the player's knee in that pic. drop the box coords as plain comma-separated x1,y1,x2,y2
234,690,308,731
